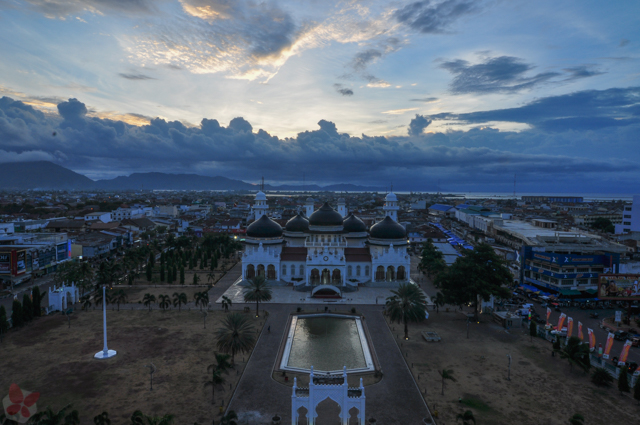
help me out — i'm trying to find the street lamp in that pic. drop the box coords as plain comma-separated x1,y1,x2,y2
507,354,512,381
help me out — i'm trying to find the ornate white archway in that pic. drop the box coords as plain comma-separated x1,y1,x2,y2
291,366,365,425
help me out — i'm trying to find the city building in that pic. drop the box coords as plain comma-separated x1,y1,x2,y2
521,196,583,203
615,195,640,234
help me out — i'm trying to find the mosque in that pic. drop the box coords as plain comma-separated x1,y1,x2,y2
241,192,411,297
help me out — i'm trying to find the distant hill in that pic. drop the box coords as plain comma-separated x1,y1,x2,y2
1,162,383,191
0,161,95,190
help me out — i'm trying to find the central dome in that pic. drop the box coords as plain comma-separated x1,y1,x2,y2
285,212,309,232
309,202,344,226
369,216,406,239
246,215,282,238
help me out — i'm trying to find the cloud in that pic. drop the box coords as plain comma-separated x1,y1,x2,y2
119,73,156,80
15,0,156,18
0,94,638,192
394,0,477,34
351,49,383,71
563,66,604,81
620,39,630,47
408,114,432,136
381,108,418,115
410,97,438,102
333,84,354,96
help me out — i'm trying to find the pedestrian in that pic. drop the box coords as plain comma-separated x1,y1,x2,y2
267,325,271,333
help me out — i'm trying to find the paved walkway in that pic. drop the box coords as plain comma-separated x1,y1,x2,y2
228,304,430,424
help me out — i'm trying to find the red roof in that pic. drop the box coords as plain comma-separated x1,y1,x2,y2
345,248,371,262
281,247,307,261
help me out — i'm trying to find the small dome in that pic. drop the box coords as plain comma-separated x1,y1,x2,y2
309,202,344,226
369,216,406,239
285,212,309,232
246,215,282,238
343,212,366,233
338,197,345,203
306,197,314,203
255,191,267,201
385,192,397,202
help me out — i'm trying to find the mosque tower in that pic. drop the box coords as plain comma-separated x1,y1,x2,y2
252,191,268,220
337,198,347,218
383,191,399,221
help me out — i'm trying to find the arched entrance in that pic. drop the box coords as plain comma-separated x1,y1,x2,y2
332,269,341,285
397,266,406,280
267,264,276,280
311,285,342,299
321,268,330,285
246,264,255,279
257,264,265,278
386,266,395,282
375,266,384,281
310,269,320,285
315,397,341,425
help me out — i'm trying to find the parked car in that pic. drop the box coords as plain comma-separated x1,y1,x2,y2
626,362,639,373
631,337,640,348
614,330,629,341
589,312,599,319
534,317,546,325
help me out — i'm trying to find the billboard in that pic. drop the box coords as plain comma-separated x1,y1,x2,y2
0,252,9,273
598,274,640,300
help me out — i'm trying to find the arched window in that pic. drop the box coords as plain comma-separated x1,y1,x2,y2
397,266,406,280
246,264,255,279
365,266,369,276
310,269,320,284
356,265,361,276
386,266,395,281
291,265,295,275
257,264,265,278
300,265,304,276
375,266,385,281
348,265,352,276
332,269,341,284
267,264,276,280
282,265,287,276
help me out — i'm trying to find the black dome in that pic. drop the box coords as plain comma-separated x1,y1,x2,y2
369,216,406,239
343,212,366,233
246,215,283,238
285,212,309,232
309,202,344,226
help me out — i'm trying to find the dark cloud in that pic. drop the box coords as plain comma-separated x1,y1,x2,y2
410,97,438,102
620,39,630,47
0,93,638,192
351,49,382,71
394,0,477,34
440,56,560,94
408,114,432,136
368,119,388,124
333,84,354,96
563,66,604,81
119,73,156,80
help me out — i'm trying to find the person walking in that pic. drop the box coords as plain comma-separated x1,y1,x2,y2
267,325,271,333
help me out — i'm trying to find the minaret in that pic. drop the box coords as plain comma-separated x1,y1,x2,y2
383,191,399,221
305,198,314,217
337,198,347,218
252,191,268,220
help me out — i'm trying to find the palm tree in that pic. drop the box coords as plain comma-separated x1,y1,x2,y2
204,367,226,405
568,413,585,425
130,411,174,425
194,291,209,311
432,292,445,313
113,289,128,311
243,275,272,318
193,273,201,285
560,337,591,373
439,369,456,395
29,404,78,425
212,352,232,373
93,412,111,425
215,312,256,365
221,295,232,312
81,295,92,311
77,262,94,295
207,272,216,285
143,293,156,312
590,367,613,387
172,292,187,312
456,410,475,425
220,411,238,425
158,294,171,311
385,283,427,339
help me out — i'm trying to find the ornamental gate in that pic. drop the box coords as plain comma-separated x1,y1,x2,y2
291,366,365,425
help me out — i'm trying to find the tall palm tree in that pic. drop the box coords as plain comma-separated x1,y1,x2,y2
77,262,94,295
432,292,445,313
194,292,209,311
113,289,128,311
158,294,171,311
172,292,187,312
94,288,109,308
456,410,475,425
143,293,156,312
212,352,232,373
81,295,92,311
93,412,111,425
243,275,272,318
207,272,216,285
215,312,256,365
221,295,232,312
439,369,456,395
385,283,427,339
204,367,226,405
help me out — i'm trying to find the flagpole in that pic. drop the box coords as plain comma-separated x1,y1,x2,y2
95,285,117,359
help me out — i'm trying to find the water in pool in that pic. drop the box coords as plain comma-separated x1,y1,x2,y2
287,316,366,372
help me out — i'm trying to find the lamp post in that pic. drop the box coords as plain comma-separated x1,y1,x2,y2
506,354,511,381
94,285,117,359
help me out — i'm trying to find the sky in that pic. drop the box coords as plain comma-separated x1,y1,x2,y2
0,0,639,192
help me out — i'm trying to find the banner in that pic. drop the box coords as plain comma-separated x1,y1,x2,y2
598,274,640,301
615,311,622,323
603,332,614,359
557,313,567,331
619,340,632,365
578,321,584,341
546,307,551,325
588,328,595,351
567,317,573,338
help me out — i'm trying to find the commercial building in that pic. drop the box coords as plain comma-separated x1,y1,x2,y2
615,195,640,234
521,196,583,203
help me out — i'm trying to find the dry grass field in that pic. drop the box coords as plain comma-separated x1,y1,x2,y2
385,310,639,425
0,308,264,424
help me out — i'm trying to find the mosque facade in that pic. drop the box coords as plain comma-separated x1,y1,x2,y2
241,192,410,293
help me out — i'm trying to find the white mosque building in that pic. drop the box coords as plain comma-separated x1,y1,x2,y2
241,192,410,297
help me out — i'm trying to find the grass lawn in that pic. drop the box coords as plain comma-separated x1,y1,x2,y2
0,307,264,424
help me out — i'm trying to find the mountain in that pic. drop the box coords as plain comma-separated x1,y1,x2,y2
0,161,96,190
94,172,258,190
